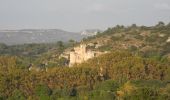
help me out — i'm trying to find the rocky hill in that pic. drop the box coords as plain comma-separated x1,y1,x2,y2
80,22,170,58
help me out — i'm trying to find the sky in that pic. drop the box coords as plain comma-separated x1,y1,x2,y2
0,0,170,32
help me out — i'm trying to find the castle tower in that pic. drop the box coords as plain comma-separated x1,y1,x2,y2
69,44,87,67
69,44,98,67
69,52,76,67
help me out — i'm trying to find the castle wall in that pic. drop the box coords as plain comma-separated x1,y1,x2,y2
85,51,95,61
69,44,104,67
69,52,76,67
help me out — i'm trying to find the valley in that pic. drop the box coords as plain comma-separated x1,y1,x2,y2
0,22,170,100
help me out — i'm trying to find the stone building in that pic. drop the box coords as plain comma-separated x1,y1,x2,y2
69,44,102,67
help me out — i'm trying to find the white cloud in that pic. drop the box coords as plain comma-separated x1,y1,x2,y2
154,3,170,10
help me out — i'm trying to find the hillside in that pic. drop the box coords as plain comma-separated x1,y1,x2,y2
0,22,170,100
0,29,85,45
1,22,170,68
81,22,170,58
0,51,170,99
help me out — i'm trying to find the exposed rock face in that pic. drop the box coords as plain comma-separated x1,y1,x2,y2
69,44,103,67
80,29,102,36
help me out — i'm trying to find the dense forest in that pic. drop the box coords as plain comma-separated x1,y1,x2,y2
0,22,170,100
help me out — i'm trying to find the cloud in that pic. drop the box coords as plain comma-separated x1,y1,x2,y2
154,3,170,10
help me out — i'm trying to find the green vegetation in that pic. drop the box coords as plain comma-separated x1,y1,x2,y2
0,22,170,99
0,41,75,68
0,51,169,99
83,22,170,59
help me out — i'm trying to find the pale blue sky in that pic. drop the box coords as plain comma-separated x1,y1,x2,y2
0,0,170,31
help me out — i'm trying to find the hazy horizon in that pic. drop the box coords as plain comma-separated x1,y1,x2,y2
0,0,170,32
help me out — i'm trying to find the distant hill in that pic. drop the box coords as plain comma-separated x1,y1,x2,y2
0,29,86,45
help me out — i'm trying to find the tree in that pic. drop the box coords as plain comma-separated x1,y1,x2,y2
69,85,77,96
57,41,65,53
68,39,76,47
35,84,52,100
156,21,165,27
8,90,26,100
131,24,137,28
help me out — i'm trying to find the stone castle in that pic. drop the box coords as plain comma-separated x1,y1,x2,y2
69,44,104,67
